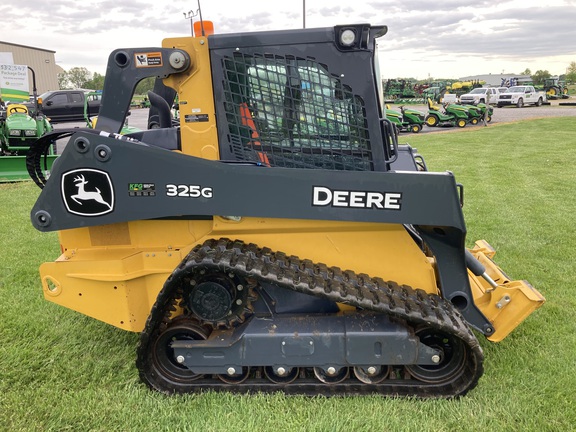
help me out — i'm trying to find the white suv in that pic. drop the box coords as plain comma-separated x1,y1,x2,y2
459,88,499,105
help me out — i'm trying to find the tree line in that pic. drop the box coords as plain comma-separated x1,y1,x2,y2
58,67,155,94
519,62,576,85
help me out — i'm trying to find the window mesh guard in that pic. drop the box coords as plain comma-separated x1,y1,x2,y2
222,53,373,171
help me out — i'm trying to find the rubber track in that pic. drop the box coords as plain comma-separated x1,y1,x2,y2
137,238,484,398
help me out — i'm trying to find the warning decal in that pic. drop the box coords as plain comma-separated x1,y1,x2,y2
185,114,209,123
134,52,163,68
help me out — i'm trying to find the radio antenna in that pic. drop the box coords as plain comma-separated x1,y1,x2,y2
198,0,205,36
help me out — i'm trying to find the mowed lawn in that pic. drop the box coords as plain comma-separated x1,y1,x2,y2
1,117,574,431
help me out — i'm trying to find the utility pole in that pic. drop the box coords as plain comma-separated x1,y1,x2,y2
303,0,306,28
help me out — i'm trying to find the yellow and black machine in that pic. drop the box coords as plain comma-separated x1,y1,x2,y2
28,21,544,397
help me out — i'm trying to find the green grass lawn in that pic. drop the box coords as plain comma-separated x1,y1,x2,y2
1,118,575,431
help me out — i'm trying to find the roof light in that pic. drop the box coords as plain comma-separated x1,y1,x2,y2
340,29,356,47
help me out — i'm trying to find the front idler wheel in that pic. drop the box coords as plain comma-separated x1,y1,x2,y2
406,328,467,384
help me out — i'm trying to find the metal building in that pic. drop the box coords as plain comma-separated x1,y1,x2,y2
0,41,61,95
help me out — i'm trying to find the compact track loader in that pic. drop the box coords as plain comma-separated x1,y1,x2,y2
28,23,544,398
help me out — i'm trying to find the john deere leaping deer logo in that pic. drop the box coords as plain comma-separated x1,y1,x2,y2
70,174,112,209
62,169,114,216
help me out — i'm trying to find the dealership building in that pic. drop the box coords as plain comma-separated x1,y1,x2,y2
0,41,61,95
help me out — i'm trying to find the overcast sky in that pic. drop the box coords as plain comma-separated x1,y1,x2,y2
1,0,575,80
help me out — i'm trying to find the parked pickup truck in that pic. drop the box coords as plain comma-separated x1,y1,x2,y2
459,87,499,105
35,90,101,123
497,86,546,108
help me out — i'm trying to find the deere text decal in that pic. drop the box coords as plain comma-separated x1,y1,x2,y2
312,186,402,210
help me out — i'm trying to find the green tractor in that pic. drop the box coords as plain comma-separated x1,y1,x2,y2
385,105,425,133
465,103,494,125
424,98,469,128
0,67,55,182
544,77,569,99
383,79,419,103
422,86,446,103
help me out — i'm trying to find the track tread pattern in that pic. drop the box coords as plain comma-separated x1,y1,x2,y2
136,238,484,398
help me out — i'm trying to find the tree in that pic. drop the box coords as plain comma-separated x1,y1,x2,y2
67,67,92,89
135,77,155,95
566,61,576,84
83,72,105,90
531,70,551,86
58,71,70,89
520,68,532,76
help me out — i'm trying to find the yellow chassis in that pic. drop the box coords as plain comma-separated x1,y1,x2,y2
40,218,543,342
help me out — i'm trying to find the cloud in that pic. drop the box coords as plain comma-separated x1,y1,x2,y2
378,2,576,65
1,0,574,78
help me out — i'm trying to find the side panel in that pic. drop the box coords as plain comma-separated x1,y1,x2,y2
39,218,437,332
31,132,482,329
41,250,184,331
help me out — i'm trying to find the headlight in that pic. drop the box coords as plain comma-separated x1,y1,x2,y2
340,29,356,46
9,129,21,136
24,130,37,136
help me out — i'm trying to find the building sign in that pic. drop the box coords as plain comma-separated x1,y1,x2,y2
0,64,29,102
